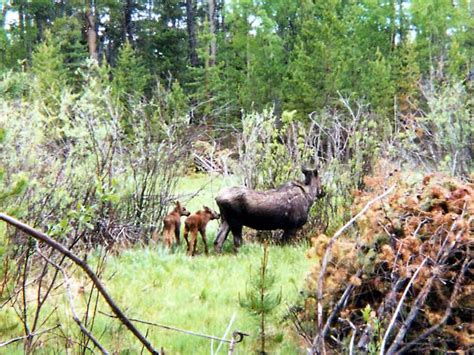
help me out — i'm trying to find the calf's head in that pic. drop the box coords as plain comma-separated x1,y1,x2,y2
175,201,191,216
203,206,220,220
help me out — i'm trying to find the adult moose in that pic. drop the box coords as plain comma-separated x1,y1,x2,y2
213,167,324,252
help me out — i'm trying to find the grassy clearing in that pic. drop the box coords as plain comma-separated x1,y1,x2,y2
3,243,310,354
98,243,310,354
2,173,312,354
175,172,240,216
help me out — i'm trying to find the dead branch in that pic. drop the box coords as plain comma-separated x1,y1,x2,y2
397,255,471,353
379,257,428,354
386,268,437,355
0,213,159,355
357,277,405,350
99,310,246,345
321,269,362,339
0,324,60,348
311,184,396,354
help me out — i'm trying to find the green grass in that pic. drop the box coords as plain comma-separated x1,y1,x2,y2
99,243,309,354
2,244,310,354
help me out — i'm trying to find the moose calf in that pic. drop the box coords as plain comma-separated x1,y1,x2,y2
184,206,220,256
157,201,190,249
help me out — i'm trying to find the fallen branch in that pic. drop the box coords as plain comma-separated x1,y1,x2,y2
396,255,471,353
379,257,428,354
99,311,248,345
386,268,437,355
0,213,159,355
321,269,362,339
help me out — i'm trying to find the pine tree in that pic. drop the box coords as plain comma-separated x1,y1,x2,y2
111,41,151,105
239,242,282,354
30,31,67,114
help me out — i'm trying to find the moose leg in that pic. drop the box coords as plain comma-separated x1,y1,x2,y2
175,222,181,245
190,230,198,256
164,226,174,249
183,227,190,253
281,229,296,244
231,225,243,251
214,220,230,253
200,229,209,255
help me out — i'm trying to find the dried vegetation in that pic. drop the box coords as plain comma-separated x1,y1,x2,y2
302,163,473,353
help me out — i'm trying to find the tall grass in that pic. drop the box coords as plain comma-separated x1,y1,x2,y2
3,244,309,354
98,243,309,354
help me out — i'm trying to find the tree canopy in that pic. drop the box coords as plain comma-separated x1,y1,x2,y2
1,0,472,123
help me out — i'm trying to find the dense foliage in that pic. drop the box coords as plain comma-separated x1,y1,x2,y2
1,0,473,122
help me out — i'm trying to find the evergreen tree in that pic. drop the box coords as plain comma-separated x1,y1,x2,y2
30,31,67,114
111,41,151,104
240,242,281,354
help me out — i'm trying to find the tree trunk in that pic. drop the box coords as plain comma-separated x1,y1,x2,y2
186,0,199,66
124,0,134,44
208,0,217,66
85,2,98,61
18,0,24,40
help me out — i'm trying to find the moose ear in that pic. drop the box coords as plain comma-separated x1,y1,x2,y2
203,206,210,211
175,200,181,207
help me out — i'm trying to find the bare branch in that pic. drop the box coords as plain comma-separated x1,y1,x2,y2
0,324,60,348
396,256,471,353
99,311,246,345
312,184,396,353
0,213,159,355
379,257,428,354
36,247,109,354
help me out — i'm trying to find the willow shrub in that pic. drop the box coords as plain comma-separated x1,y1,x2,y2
0,61,191,248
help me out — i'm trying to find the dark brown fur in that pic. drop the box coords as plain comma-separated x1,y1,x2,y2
213,167,324,252
183,206,220,256
157,201,190,248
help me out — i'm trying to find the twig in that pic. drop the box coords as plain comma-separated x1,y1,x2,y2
386,269,437,355
312,184,396,354
379,257,428,354
321,270,362,339
0,324,60,348
357,277,404,350
99,311,245,345
397,256,471,353
36,247,109,354
338,318,356,355
0,213,159,355
215,312,236,354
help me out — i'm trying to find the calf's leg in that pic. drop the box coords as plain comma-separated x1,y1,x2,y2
164,226,174,249
200,229,209,255
183,226,190,253
175,221,181,245
190,230,198,256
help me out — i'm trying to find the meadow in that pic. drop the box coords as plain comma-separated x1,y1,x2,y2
1,174,313,354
